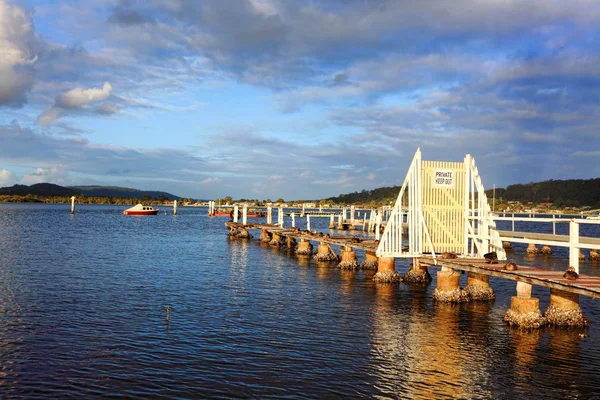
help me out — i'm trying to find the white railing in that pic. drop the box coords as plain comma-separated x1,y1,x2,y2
477,215,600,273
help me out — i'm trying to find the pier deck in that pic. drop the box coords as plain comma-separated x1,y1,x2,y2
228,222,600,299
420,257,600,298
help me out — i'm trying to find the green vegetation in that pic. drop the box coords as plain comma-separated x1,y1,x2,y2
485,179,600,209
326,186,401,206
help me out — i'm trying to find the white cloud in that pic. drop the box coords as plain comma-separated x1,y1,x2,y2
21,166,69,185
366,172,376,181
37,82,113,126
200,177,222,184
311,173,353,186
298,170,310,178
0,169,15,186
0,0,39,106
56,82,112,109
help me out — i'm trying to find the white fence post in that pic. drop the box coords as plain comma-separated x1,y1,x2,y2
291,212,295,227
569,220,580,273
233,205,239,223
267,205,272,224
242,204,247,225
307,214,311,231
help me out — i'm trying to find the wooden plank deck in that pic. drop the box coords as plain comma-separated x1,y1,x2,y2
419,256,600,298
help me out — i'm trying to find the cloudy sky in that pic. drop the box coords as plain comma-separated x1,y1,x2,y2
1,0,599,200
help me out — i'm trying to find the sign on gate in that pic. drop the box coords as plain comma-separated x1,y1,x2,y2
433,169,455,188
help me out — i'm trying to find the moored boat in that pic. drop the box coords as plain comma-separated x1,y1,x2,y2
123,204,159,215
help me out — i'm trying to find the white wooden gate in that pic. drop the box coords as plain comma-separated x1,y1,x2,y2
377,149,505,262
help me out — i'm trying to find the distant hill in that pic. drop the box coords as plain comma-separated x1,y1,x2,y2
0,183,79,197
0,183,180,200
68,185,180,200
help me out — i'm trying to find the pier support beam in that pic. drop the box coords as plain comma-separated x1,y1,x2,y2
540,245,552,255
360,250,378,270
504,282,545,329
328,215,335,229
526,243,539,255
373,257,401,283
432,268,468,303
295,239,313,256
403,258,431,284
286,236,296,250
338,246,359,269
544,289,589,328
464,272,495,301
269,232,284,247
259,228,271,243
314,243,338,262
238,227,252,239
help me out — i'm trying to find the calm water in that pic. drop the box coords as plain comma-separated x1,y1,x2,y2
1,204,600,399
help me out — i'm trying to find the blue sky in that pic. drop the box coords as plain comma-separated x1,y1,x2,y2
1,0,600,200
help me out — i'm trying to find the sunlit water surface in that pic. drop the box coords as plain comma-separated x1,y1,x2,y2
1,204,600,399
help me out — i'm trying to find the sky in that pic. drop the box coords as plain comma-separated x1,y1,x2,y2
1,0,600,200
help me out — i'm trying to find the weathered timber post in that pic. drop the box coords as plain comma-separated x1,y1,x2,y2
375,211,381,241
269,232,284,247
267,205,272,224
242,204,248,225
329,215,335,229
307,215,311,231
286,236,296,250
504,281,545,328
70,196,76,214
526,243,539,254
360,250,378,270
301,203,305,217
403,258,431,284
238,227,251,239
295,239,313,256
540,245,552,255
259,228,271,243
464,272,495,301
314,243,338,262
544,289,588,327
173,200,177,216
373,256,401,283
233,205,239,223
338,246,359,269
291,213,295,228
337,214,344,230
433,267,468,302
350,206,355,225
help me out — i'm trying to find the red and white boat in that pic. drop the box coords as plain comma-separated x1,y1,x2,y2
123,204,159,216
